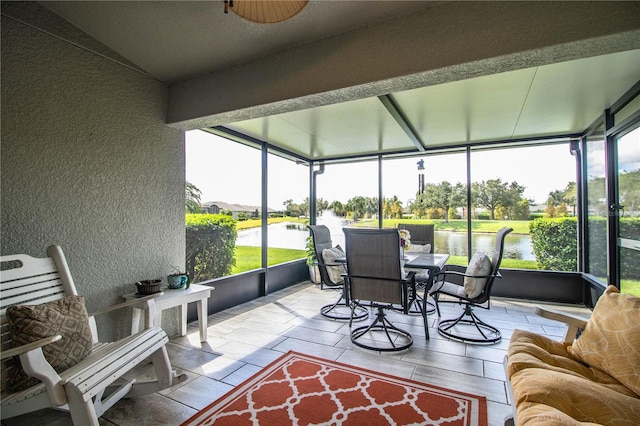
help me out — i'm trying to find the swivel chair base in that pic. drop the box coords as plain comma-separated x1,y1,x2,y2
321,296,368,321
437,305,501,344
351,306,413,352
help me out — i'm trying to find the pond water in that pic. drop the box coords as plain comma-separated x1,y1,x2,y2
236,216,535,260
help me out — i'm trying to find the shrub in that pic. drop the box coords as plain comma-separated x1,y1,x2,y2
186,214,237,282
587,216,640,279
529,217,577,271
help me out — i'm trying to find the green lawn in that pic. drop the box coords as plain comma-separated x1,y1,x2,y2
233,247,537,274
355,218,532,234
236,217,308,231
621,279,640,297
232,246,306,274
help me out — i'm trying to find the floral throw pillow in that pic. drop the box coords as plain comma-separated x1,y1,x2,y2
6,295,93,391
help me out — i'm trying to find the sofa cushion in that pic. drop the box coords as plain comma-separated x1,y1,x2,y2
568,285,640,396
511,367,640,425
322,245,346,285
6,295,93,391
508,329,636,397
463,252,492,299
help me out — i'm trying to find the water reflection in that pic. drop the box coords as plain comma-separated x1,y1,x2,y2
435,232,532,259
236,215,534,260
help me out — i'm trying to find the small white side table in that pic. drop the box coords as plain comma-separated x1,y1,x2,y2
122,283,214,342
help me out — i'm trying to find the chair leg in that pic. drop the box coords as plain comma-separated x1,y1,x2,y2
431,291,441,317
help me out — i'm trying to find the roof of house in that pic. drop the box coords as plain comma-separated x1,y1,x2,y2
202,201,277,213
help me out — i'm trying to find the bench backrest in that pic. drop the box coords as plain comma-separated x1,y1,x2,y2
0,246,78,394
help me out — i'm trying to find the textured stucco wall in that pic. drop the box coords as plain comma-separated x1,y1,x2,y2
1,15,185,339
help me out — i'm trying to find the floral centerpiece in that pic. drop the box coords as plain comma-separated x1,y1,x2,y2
399,229,411,257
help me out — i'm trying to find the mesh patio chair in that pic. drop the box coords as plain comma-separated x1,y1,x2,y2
398,223,435,251
343,228,428,352
429,227,513,344
308,225,367,321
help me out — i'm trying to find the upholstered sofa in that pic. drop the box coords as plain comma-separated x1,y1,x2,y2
505,285,640,425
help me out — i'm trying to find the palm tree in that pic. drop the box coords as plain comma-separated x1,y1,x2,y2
186,182,202,213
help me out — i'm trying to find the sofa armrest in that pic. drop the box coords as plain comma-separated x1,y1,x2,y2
536,307,590,344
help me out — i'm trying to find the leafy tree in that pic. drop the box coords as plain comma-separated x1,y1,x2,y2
186,181,202,213
317,198,329,213
563,182,577,215
300,197,310,216
545,182,576,217
587,176,607,216
498,198,532,220
330,200,346,217
347,196,367,221
473,179,525,220
383,196,403,219
413,181,465,223
283,199,294,216
620,169,640,215
364,197,378,218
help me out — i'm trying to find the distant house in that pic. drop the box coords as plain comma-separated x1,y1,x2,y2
201,201,276,219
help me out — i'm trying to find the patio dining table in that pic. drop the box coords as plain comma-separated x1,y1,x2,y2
403,253,450,320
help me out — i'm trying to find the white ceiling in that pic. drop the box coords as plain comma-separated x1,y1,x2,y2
38,1,640,161
43,1,437,82
224,50,640,159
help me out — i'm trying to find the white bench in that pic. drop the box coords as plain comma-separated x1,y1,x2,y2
1,245,186,425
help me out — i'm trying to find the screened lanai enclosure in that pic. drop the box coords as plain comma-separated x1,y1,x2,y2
185,51,640,315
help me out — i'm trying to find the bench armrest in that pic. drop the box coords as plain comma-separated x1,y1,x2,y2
89,294,160,317
0,335,62,360
1,336,67,405
89,294,159,332
536,307,590,344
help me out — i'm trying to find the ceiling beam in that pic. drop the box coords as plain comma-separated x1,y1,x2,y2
378,94,425,152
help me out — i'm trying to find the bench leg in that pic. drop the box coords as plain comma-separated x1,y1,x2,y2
126,345,186,398
66,387,99,426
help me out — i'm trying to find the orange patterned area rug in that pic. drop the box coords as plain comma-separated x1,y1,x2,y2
181,350,487,426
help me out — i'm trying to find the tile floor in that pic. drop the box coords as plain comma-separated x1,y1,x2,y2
2,281,591,426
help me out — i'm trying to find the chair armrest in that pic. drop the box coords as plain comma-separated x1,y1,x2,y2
0,335,62,360
433,269,497,287
536,307,590,344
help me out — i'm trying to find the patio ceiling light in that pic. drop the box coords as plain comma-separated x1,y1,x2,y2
224,0,308,24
